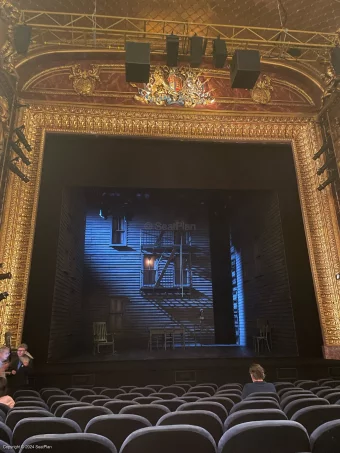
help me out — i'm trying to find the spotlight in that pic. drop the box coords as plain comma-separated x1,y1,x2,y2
0,272,12,280
331,46,340,76
213,37,227,68
14,24,32,54
14,126,32,152
230,50,261,89
9,161,30,183
317,156,335,175
317,171,338,191
125,41,150,83
190,35,204,67
313,141,329,160
9,141,30,166
166,34,179,67
0,292,9,301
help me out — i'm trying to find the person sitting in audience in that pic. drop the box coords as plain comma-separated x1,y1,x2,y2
9,350,32,392
0,346,10,378
0,376,15,408
242,363,276,398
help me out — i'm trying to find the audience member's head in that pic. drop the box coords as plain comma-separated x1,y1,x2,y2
17,343,28,357
0,346,10,362
0,376,7,396
249,363,265,382
20,354,30,366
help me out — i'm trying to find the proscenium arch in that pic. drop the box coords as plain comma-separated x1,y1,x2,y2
0,103,339,358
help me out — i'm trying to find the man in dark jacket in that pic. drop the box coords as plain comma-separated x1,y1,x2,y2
242,363,276,399
8,344,33,391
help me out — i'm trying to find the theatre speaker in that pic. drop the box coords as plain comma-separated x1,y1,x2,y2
213,38,227,68
230,49,261,89
166,34,179,67
125,42,150,83
190,36,204,67
14,24,32,55
331,47,340,76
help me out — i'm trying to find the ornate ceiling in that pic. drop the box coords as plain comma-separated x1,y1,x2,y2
19,0,340,33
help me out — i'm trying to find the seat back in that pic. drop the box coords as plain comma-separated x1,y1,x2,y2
54,402,92,418
13,390,40,400
12,417,81,446
134,397,162,405
291,405,340,435
80,395,109,403
284,398,329,419
0,421,12,444
47,395,76,407
69,389,96,400
5,409,53,431
115,393,143,401
245,392,279,402
93,322,108,342
310,419,340,453
41,390,67,402
20,433,117,453
151,399,186,412
101,388,125,398
157,410,223,444
62,406,112,431
85,414,151,451
120,425,216,453
281,393,318,410
189,386,215,396
120,404,170,426
177,401,228,422
92,399,112,407
200,397,234,413
160,386,186,397
13,401,49,410
224,409,287,430
230,400,280,415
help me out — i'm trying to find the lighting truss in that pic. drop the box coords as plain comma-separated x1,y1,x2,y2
18,10,339,64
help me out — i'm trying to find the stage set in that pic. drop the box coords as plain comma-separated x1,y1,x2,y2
0,1,339,389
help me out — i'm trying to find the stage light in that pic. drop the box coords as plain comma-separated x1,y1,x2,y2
317,171,338,191
213,37,227,68
230,50,261,89
9,161,30,183
0,272,12,280
14,126,32,152
9,141,30,166
0,292,9,301
14,24,32,54
317,156,335,175
331,46,340,76
166,34,179,67
125,41,150,83
313,141,329,160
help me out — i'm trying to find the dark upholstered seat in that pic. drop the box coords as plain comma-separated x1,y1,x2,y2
284,398,329,419
0,421,12,444
310,420,340,453
103,401,139,414
5,409,54,431
120,404,170,426
62,406,112,431
229,400,279,415
177,401,228,422
291,405,340,435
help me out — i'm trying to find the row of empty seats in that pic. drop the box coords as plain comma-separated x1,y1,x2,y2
0,379,340,452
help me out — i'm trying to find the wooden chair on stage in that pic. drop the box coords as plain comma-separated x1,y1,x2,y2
253,319,271,354
93,322,115,354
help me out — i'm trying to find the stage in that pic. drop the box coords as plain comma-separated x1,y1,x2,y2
31,346,340,390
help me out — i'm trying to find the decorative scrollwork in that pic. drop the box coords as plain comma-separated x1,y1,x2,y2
133,66,215,107
0,0,20,77
251,75,274,105
321,65,340,106
0,95,9,156
69,64,100,96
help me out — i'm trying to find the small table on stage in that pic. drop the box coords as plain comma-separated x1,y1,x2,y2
148,327,186,350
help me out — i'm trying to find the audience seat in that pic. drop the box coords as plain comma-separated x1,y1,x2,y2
47,395,76,407
0,410,5,423
69,389,96,400
151,399,186,412
281,390,313,399
120,404,170,426
284,398,329,419
218,384,242,392
104,401,139,414
92,399,112,407
174,384,191,392
145,385,164,392
12,417,81,446
177,396,199,402
321,380,340,388
114,393,143,401
92,387,109,394
85,414,151,451
152,392,178,400
281,393,318,410
15,396,44,403
120,425,216,453
245,392,279,402
160,386,186,397
310,419,340,453
54,402,92,417
62,406,112,431
19,433,117,453
41,390,67,402
5,409,54,431
216,389,242,396
184,392,211,399
324,392,340,404
309,386,332,394
291,405,340,435
0,421,12,444
130,388,154,397
80,395,110,403
101,389,125,398
120,386,136,393
274,383,295,392
224,409,287,430
0,405,10,416
189,386,215,396
200,384,218,390
317,379,332,385
230,400,280,414
133,397,162,405
13,401,49,410
0,440,13,452
200,397,234,413
214,394,241,404
177,401,228,423
297,381,318,390
157,410,223,444
315,389,340,398
14,390,41,400
218,420,310,453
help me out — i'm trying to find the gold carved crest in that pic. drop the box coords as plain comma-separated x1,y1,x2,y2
0,96,9,156
251,75,273,105
133,66,215,108
69,64,100,96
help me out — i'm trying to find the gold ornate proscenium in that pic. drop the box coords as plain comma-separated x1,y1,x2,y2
321,65,340,106
133,66,215,107
69,64,100,96
251,75,274,105
0,0,20,77
0,103,339,358
0,95,9,155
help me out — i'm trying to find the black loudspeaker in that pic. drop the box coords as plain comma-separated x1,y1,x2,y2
331,47,340,76
14,24,32,55
190,36,203,67
125,42,150,83
230,50,261,89
213,38,227,68
166,34,179,67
